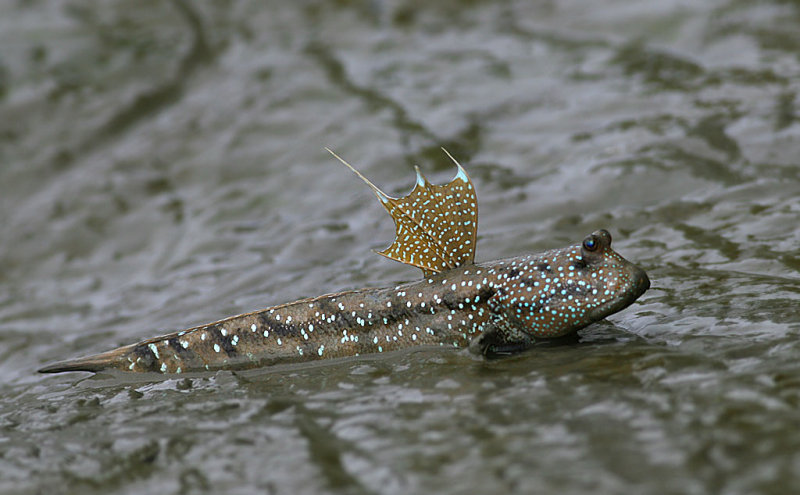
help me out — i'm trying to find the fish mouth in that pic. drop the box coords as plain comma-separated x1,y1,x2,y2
630,264,650,298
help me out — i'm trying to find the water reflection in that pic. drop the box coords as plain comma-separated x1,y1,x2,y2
1,0,799,493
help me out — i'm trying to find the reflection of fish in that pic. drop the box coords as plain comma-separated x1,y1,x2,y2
39,149,649,374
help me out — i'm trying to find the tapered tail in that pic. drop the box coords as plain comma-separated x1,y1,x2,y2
38,347,132,374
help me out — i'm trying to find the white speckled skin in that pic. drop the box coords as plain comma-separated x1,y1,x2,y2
38,229,649,374
38,154,649,374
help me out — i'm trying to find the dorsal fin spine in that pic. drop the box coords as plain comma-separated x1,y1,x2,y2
325,147,391,204
441,147,470,184
414,166,428,187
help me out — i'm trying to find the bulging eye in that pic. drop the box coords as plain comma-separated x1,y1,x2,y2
582,236,598,251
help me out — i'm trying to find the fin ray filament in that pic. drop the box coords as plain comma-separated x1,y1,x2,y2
327,148,478,276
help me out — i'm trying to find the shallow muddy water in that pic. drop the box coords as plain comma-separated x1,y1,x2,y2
1,1,799,494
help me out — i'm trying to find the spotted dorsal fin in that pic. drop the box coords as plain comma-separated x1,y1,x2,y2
327,148,478,276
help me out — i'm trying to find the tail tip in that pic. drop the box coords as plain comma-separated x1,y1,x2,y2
37,359,103,374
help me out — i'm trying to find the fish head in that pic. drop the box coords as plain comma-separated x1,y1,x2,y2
577,229,650,322
489,229,650,339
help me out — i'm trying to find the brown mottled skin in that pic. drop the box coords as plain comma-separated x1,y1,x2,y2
41,266,494,373
38,231,649,374
38,151,649,375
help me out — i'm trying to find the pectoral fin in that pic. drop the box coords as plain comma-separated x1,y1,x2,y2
469,314,534,357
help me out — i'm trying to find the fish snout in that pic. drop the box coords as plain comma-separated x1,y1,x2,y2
628,263,650,298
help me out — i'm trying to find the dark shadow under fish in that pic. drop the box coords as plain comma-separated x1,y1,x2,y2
39,149,649,374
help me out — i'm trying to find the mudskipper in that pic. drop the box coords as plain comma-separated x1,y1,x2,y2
39,149,649,374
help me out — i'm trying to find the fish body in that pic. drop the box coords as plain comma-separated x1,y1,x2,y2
39,151,649,374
